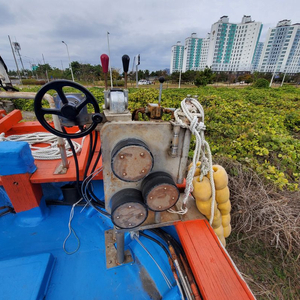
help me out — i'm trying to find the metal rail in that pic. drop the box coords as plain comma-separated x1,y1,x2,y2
0,91,69,172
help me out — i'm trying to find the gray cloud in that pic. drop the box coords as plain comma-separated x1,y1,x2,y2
1,0,299,72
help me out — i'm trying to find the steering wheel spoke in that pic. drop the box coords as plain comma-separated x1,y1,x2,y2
41,108,63,117
76,99,89,113
56,86,69,104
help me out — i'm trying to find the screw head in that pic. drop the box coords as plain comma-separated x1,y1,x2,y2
141,169,145,173
120,155,124,159
158,205,162,209
164,187,167,190
172,197,175,200
129,223,132,226
116,216,120,219
128,205,132,208
123,172,127,176
140,152,144,156
140,213,144,216
150,197,153,200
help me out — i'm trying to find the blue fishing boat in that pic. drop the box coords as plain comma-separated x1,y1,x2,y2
0,55,255,300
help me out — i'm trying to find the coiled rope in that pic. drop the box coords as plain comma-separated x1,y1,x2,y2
169,97,216,225
0,132,83,160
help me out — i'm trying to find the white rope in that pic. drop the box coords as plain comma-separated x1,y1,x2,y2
168,97,216,224
0,132,83,160
63,198,83,255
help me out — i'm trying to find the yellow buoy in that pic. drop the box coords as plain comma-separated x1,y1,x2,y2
207,165,228,190
195,198,217,217
215,186,230,204
192,176,212,202
221,213,231,227
219,236,226,247
188,161,201,177
213,224,224,239
223,224,232,238
218,199,231,215
211,209,222,229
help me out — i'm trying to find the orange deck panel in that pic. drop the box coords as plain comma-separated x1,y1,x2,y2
0,109,22,133
176,220,255,300
1,116,103,184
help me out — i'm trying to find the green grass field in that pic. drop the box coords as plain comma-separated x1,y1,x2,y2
10,84,300,299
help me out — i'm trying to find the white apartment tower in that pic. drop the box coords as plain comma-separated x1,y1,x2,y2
252,42,264,71
207,15,263,72
258,20,300,74
181,33,210,72
170,41,184,73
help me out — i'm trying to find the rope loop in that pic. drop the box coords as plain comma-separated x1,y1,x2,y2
168,97,216,224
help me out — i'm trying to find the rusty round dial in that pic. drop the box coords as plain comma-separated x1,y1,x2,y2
111,139,153,182
111,189,148,229
142,171,180,211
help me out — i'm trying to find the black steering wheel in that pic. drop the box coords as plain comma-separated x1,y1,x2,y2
34,80,102,139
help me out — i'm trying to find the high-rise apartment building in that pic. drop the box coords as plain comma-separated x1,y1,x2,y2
252,42,264,71
170,41,184,73
258,20,300,74
182,33,210,72
207,15,263,72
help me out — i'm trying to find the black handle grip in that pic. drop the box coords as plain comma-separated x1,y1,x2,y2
159,77,165,84
122,55,130,73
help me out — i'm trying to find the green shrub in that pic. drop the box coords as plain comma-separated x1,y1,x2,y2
252,78,269,88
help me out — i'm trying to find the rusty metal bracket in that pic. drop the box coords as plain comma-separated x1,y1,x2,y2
53,160,70,175
105,229,134,269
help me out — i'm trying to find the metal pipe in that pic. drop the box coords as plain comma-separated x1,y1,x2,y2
0,91,68,169
177,129,191,184
116,231,125,264
170,125,180,157
62,41,74,82
8,35,22,84
154,212,161,224
107,32,113,88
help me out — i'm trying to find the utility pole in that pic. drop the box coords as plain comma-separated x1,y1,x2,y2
42,53,49,82
8,35,22,84
62,41,74,82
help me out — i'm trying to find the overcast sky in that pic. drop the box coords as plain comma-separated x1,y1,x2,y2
1,0,299,72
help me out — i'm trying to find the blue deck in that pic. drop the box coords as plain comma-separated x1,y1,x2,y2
0,203,180,299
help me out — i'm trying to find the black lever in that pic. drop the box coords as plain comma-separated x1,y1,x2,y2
122,55,130,89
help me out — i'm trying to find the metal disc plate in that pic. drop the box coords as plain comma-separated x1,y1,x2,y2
112,201,147,229
146,184,179,211
112,145,153,182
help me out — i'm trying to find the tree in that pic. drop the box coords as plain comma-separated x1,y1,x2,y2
194,67,215,87
252,78,269,88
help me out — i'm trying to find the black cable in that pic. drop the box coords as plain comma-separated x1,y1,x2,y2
87,184,105,205
63,130,81,197
139,231,171,259
83,132,94,180
90,133,102,174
